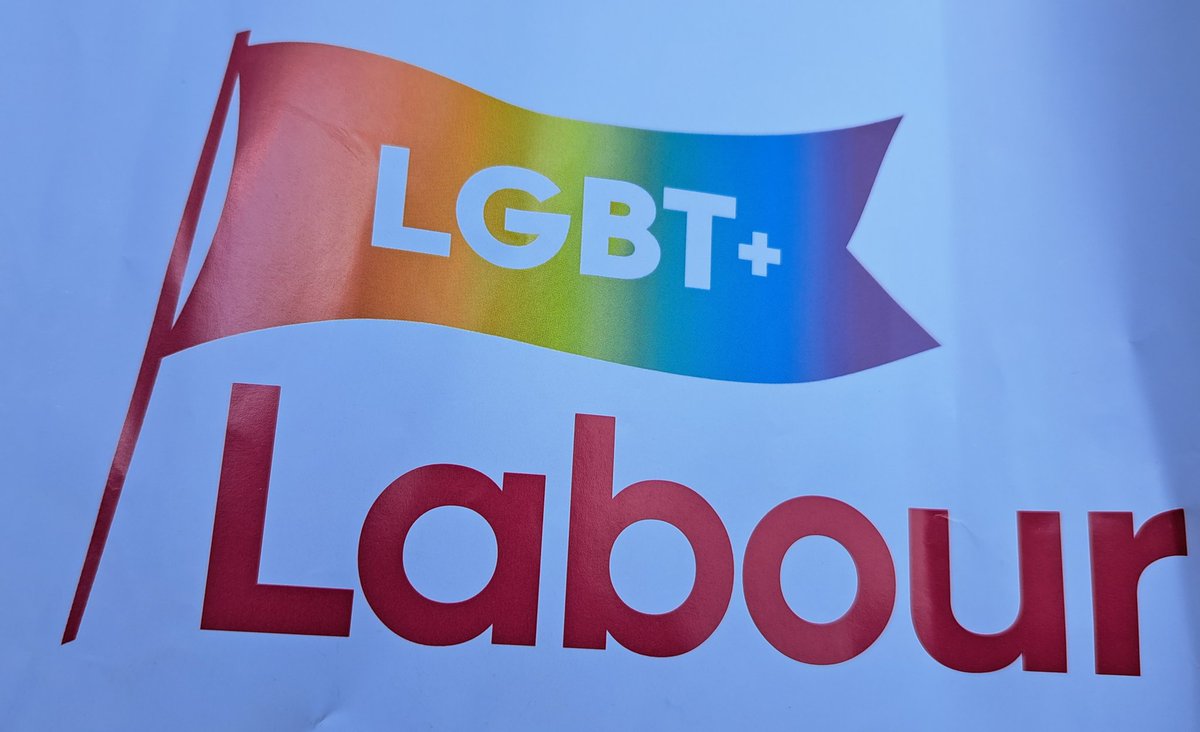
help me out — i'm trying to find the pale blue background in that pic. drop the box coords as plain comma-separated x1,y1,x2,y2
2,1,1198,729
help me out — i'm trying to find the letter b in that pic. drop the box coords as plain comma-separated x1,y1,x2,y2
563,414,734,656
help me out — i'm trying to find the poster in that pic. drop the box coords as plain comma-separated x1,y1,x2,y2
2,2,1197,729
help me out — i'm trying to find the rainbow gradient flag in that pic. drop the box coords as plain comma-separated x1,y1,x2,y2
164,34,935,383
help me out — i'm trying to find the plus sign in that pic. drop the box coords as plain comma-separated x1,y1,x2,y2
738,232,780,277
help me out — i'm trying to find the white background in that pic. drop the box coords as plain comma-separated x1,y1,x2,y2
2,1,1198,729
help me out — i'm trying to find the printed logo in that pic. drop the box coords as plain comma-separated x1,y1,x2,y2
58,31,1190,684
65,32,935,641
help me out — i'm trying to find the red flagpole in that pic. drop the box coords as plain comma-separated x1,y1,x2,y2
62,31,250,643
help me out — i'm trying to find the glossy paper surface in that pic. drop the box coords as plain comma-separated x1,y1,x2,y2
2,3,1198,731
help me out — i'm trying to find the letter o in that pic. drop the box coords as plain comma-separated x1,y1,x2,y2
743,496,895,664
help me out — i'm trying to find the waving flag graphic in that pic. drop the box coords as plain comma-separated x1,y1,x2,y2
64,32,934,641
